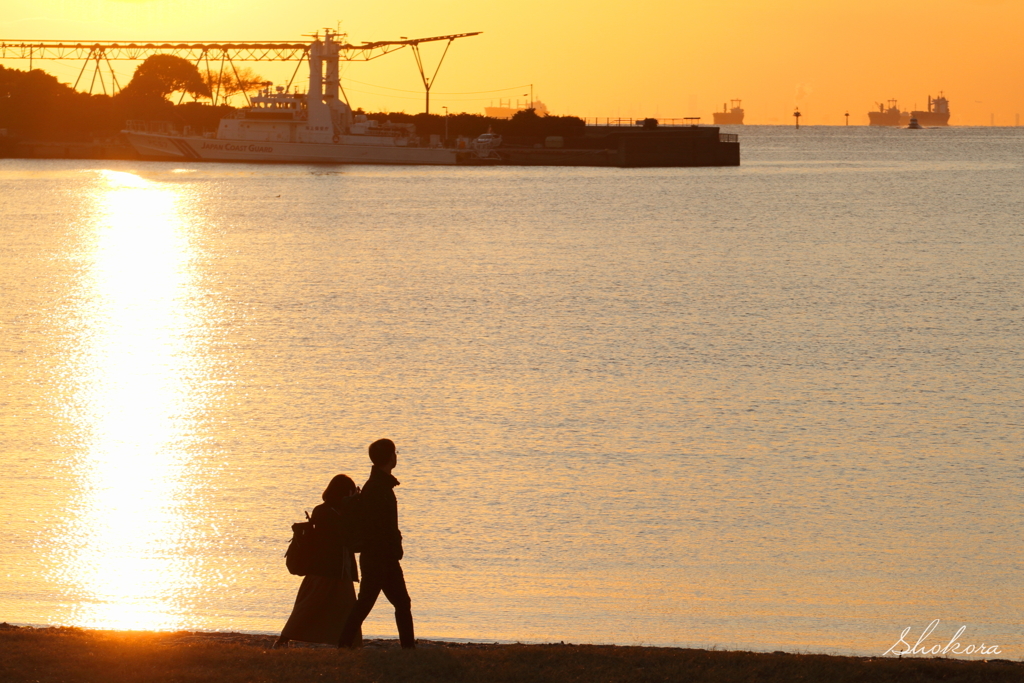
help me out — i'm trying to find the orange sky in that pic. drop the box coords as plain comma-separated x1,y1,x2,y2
2,0,1022,125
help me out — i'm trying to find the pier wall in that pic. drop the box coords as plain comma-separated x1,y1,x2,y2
479,126,740,167
1,138,140,160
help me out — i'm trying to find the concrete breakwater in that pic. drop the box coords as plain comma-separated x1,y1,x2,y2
463,125,740,167
1,137,140,160
2,125,739,167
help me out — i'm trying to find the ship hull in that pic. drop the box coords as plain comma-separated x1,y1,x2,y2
124,132,458,165
908,111,950,126
713,112,744,125
868,112,902,126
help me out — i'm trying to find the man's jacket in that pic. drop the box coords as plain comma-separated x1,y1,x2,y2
360,467,404,561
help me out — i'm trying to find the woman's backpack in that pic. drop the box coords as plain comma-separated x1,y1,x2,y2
284,511,319,576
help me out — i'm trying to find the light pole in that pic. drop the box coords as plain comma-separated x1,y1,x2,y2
442,105,449,144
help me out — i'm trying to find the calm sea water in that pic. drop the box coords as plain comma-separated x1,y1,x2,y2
1,126,1021,658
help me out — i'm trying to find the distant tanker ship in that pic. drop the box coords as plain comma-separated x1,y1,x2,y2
713,100,744,125
869,100,904,126
909,93,950,126
869,93,950,127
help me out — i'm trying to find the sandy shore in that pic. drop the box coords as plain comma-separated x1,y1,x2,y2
1,623,1020,683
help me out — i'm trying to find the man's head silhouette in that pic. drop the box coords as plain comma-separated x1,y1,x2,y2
369,438,397,471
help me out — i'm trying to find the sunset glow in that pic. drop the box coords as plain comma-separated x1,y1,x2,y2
55,170,204,631
2,0,1022,125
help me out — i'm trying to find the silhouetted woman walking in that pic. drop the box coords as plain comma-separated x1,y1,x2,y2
275,474,362,647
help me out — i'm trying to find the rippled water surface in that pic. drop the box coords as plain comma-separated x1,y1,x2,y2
1,126,1021,657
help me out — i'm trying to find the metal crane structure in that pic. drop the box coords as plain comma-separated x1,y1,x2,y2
0,30,481,109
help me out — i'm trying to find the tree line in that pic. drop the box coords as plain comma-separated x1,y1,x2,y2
1,55,585,143
0,55,249,141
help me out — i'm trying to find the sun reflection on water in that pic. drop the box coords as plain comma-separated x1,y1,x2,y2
57,169,207,631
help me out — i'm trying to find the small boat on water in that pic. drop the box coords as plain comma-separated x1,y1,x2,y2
124,31,456,165
907,117,923,129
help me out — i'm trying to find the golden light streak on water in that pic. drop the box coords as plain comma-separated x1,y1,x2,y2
3,133,1020,653
54,169,206,631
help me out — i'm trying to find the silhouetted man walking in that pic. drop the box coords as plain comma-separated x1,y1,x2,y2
339,438,416,649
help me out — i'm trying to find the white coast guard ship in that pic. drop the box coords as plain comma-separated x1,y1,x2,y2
124,32,456,165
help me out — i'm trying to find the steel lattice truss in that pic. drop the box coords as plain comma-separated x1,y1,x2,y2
2,42,309,62
0,33,481,62
0,32,482,102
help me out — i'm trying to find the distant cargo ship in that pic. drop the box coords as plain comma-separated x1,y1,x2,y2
484,100,549,120
869,94,950,127
713,100,744,125
909,93,950,126
868,99,904,126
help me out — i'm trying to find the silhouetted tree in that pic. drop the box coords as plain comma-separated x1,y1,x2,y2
502,109,585,139
202,66,269,102
119,55,210,101
114,55,211,122
505,107,544,136
350,108,585,142
0,66,118,140
0,64,236,144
